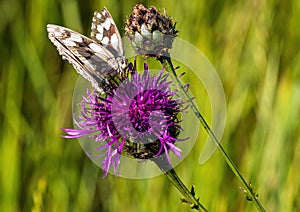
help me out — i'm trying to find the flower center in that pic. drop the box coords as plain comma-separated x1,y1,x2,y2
128,89,164,133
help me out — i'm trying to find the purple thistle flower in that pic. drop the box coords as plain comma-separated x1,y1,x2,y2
63,63,185,177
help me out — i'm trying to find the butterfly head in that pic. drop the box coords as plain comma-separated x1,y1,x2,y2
117,56,128,72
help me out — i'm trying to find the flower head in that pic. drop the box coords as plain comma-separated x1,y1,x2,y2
125,4,178,59
63,63,185,176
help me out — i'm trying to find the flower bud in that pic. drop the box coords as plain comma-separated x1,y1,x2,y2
125,4,178,59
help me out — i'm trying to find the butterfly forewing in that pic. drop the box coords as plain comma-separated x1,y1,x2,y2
47,7,128,93
47,24,121,93
91,8,124,56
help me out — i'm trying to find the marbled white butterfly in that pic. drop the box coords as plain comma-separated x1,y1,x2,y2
47,8,127,93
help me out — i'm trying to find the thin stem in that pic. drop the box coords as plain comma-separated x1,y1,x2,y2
152,157,208,212
160,56,266,212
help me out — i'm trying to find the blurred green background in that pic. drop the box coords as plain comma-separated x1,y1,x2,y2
1,0,300,211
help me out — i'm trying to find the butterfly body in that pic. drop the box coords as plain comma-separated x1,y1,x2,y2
47,8,127,93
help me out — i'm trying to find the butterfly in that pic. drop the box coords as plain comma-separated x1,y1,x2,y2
47,8,127,93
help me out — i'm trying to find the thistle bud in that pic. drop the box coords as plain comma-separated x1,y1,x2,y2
125,4,178,59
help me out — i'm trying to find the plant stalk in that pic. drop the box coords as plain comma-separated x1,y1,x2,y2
152,156,208,212
160,56,266,212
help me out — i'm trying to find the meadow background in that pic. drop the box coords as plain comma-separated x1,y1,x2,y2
1,0,300,211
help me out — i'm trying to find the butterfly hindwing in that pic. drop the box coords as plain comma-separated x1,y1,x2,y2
91,8,124,56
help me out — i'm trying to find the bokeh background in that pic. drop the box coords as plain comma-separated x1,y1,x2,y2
1,0,300,211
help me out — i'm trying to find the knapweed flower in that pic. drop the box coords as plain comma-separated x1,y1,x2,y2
125,4,178,58
63,63,185,176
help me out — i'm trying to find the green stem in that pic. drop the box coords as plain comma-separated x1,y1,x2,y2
160,56,266,212
152,157,208,211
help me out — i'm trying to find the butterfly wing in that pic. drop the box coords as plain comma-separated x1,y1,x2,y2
47,24,119,93
91,8,124,56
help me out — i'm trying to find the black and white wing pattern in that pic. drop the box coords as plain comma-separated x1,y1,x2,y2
91,8,124,55
47,8,127,93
